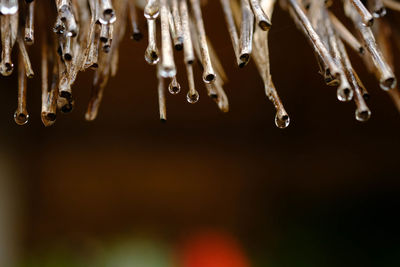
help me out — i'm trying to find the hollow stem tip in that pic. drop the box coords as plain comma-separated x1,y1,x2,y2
41,112,57,127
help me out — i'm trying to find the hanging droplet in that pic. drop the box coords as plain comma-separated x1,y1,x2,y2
144,49,159,65
186,91,199,104
355,108,371,122
14,111,29,125
168,77,181,94
274,113,290,129
337,87,353,102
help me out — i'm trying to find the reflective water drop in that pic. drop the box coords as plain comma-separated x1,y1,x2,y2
168,79,181,94
337,87,353,102
355,108,371,122
186,91,199,104
274,113,290,129
144,49,159,65
14,111,29,125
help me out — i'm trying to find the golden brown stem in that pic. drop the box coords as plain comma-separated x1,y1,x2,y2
25,1,35,45
157,68,167,121
14,53,29,125
17,36,34,78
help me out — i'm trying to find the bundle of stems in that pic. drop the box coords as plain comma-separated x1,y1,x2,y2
1,0,400,128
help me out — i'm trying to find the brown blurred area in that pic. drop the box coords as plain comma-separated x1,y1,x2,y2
0,1,399,266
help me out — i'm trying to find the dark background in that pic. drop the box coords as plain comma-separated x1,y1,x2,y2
0,1,399,266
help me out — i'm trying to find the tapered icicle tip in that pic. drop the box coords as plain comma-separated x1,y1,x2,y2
14,111,29,126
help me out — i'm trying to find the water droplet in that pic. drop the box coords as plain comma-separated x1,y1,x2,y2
355,109,371,122
14,111,29,125
144,49,159,65
337,87,353,102
274,113,290,129
168,80,181,94
186,91,199,104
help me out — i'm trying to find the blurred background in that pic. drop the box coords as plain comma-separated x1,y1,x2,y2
0,1,399,266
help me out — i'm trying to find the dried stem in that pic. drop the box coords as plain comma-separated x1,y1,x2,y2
25,1,34,45
249,0,271,31
287,0,340,78
190,0,216,83
157,68,167,121
159,0,176,77
14,53,29,125
180,0,195,64
171,0,183,50
220,0,242,67
336,27,371,122
346,3,396,90
17,36,34,78
185,62,199,103
145,17,160,65
41,35,58,126
129,1,143,41
239,0,254,66
329,12,364,55
349,0,374,26
253,0,290,128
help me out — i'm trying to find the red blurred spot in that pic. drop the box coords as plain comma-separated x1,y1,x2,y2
180,231,250,267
